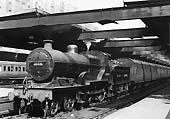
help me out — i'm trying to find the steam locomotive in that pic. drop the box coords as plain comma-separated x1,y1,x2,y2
0,61,27,84
8,40,170,117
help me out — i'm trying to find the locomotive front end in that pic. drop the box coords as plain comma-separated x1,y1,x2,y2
26,48,54,83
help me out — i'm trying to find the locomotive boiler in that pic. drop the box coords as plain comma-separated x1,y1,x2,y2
26,41,104,84
9,40,170,117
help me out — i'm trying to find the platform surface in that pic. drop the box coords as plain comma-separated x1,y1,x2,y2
0,88,14,97
104,85,170,119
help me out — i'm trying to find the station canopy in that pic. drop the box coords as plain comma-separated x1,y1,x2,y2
0,0,170,64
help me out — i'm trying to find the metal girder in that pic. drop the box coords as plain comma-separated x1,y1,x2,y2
124,0,170,6
78,28,147,40
144,55,169,65
104,39,157,48
133,50,153,55
1,2,170,29
133,50,166,55
147,54,170,65
121,46,161,52
0,46,31,54
132,50,167,62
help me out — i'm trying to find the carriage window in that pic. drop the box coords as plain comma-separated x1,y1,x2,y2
18,66,21,72
3,66,6,71
23,67,26,71
117,74,121,78
8,66,10,71
124,74,128,77
15,67,18,71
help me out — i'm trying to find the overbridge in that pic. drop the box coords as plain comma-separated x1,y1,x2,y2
0,0,170,64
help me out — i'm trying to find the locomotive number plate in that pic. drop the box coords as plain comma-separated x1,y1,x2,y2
33,62,44,66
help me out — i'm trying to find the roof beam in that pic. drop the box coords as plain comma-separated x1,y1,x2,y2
124,0,170,6
1,2,170,29
78,28,147,40
132,50,167,59
121,46,161,52
133,50,166,55
133,50,153,55
142,51,170,65
104,39,158,48
0,46,31,54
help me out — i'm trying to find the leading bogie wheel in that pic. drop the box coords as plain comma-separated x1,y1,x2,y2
50,101,59,116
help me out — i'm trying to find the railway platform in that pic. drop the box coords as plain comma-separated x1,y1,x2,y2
104,84,170,119
0,88,13,97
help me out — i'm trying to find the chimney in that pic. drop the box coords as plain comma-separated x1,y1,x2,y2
43,40,53,49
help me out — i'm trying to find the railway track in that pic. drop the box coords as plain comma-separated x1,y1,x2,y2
87,82,170,119
51,81,170,119
1,81,169,119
